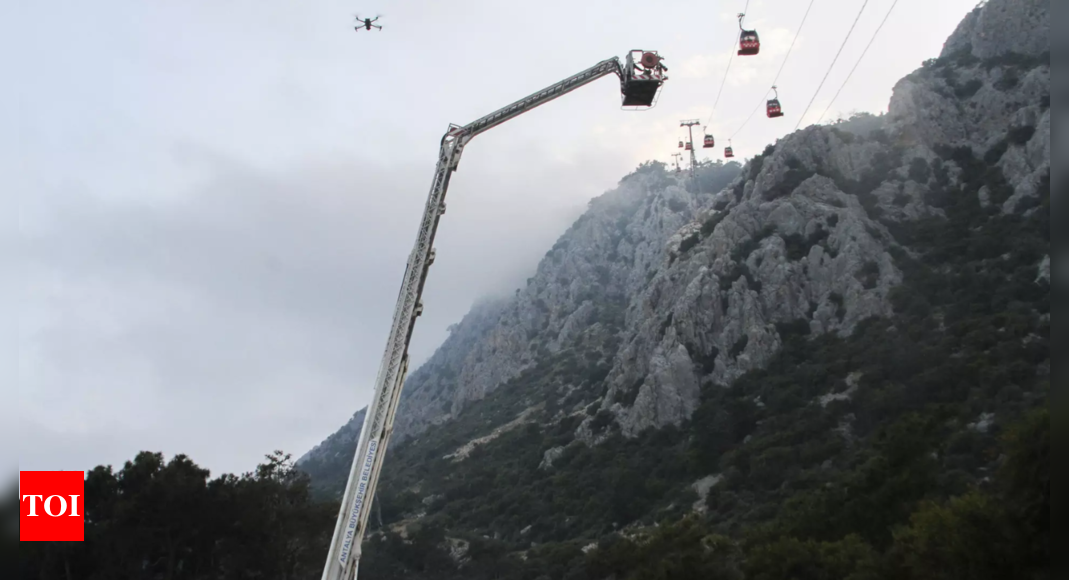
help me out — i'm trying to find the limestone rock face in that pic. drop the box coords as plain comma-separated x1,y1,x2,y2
604,131,905,436
1037,255,1049,283
301,0,1049,467
391,171,715,442
390,297,512,441
941,0,1049,61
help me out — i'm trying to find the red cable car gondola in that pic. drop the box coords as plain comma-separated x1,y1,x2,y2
678,140,684,148
685,141,693,151
725,140,735,158
703,131,715,149
767,85,784,118
737,13,760,56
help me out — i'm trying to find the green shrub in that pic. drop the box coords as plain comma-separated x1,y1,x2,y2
829,293,846,319
744,535,881,580
995,70,1020,90
678,232,701,254
749,145,776,181
908,158,931,183
733,226,776,262
982,51,1042,71
954,78,983,98
858,261,881,289
1008,125,1036,145
775,319,812,338
702,212,726,236
730,335,749,359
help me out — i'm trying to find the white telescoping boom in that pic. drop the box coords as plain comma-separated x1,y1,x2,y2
321,50,668,580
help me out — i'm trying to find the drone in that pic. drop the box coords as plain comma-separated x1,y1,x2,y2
354,15,382,32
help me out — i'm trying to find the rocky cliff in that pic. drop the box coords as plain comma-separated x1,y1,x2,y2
299,0,1050,529
298,162,743,476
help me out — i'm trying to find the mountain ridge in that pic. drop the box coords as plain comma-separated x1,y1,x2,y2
299,3,1048,578
300,0,1049,487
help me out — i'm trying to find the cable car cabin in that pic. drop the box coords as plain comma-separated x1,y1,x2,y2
703,135,715,148
738,30,760,56
725,146,735,158
621,50,668,108
767,98,784,118
684,142,693,151
678,140,684,148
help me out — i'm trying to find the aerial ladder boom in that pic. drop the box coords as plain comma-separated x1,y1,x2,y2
320,50,667,580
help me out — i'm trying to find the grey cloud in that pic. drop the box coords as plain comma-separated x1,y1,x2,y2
19,136,630,475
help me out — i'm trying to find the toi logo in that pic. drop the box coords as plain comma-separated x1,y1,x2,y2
20,471,85,542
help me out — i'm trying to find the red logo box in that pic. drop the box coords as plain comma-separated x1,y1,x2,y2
20,471,85,542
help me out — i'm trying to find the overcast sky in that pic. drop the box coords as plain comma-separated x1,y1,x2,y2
15,0,981,477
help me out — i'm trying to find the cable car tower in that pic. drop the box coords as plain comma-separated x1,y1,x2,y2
320,50,668,580
679,119,701,174
671,152,683,173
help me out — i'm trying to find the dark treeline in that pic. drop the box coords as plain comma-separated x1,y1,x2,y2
18,451,336,580
16,406,1045,580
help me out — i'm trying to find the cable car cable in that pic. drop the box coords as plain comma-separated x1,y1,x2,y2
729,0,817,140
816,0,900,124
729,94,768,141
767,0,815,94
794,0,871,131
704,33,739,127
705,0,751,128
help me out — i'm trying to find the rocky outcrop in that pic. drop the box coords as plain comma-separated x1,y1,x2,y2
691,474,723,513
442,405,540,462
303,0,1049,471
602,129,904,435
941,0,1049,60
889,48,1049,157
888,0,1049,214
819,372,863,408
538,446,566,470
298,297,509,467
1037,255,1049,283
596,8,1048,436
301,164,738,462
389,169,722,444
389,297,511,441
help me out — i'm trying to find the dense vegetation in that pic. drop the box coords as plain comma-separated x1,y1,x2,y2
17,452,336,580
588,408,1048,580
